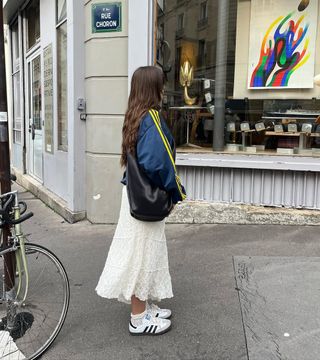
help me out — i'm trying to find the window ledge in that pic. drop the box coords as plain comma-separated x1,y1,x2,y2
176,152,320,172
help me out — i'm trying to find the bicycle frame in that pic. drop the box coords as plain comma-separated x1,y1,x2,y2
0,190,29,303
0,190,70,359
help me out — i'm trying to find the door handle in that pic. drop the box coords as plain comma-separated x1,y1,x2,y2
29,123,35,140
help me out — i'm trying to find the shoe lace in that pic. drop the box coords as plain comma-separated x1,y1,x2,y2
147,303,161,317
144,313,161,326
150,303,160,311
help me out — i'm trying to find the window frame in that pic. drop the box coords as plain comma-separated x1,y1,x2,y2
10,18,22,145
152,0,320,162
177,13,184,31
56,0,67,25
25,0,41,52
200,1,208,21
56,1,68,152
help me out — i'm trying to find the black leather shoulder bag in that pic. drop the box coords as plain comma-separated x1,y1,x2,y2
126,110,179,222
126,152,173,221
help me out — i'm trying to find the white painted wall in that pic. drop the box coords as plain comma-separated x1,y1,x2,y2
41,0,86,212
67,0,86,212
83,0,156,222
41,0,69,202
85,0,129,223
4,0,86,215
128,0,153,83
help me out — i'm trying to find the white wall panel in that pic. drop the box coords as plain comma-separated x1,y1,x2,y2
178,166,320,210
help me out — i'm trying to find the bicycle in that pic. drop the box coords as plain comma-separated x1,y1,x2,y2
0,189,70,359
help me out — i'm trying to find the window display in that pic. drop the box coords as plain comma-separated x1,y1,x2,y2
156,0,320,156
26,0,40,50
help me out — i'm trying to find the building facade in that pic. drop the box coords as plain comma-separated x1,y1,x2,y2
3,0,86,222
3,0,320,224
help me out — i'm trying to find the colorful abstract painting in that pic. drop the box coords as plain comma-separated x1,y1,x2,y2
248,0,318,89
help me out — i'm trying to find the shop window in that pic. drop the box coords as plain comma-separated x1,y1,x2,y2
26,0,40,50
57,21,68,151
11,21,19,72
31,56,42,132
57,0,67,24
44,44,54,154
12,72,22,144
11,20,21,144
156,0,320,157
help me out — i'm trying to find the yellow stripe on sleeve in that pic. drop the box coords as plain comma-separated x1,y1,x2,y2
149,109,186,200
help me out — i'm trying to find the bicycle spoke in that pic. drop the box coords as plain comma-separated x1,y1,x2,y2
0,244,69,359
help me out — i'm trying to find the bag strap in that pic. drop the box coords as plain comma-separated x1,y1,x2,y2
149,109,186,200
149,110,175,168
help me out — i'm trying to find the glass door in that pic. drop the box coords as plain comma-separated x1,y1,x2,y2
28,54,43,180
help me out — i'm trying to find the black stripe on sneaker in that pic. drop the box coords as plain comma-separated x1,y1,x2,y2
130,321,137,329
149,325,154,333
155,313,159,317
153,326,157,334
143,326,148,333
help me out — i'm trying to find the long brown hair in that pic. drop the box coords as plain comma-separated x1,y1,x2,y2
120,66,165,167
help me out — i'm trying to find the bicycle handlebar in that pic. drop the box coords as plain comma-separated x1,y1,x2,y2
10,212,34,225
0,193,34,227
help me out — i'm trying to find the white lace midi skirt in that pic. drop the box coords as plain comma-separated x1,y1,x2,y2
95,186,173,304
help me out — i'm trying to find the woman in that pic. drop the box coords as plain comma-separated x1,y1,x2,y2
96,66,186,336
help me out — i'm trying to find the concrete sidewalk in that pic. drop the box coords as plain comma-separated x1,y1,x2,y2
17,186,320,360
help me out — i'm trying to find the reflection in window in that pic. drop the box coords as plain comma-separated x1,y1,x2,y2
11,20,21,144
156,0,320,156
200,1,208,20
157,0,222,147
57,0,67,24
198,40,206,68
32,56,42,132
57,21,68,151
13,72,22,144
11,21,19,72
26,0,40,50
177,13,184,31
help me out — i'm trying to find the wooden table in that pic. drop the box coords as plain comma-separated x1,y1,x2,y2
169,106,208,148
264,131,320,149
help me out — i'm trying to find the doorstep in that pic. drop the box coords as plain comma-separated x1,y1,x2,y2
12,169,86,224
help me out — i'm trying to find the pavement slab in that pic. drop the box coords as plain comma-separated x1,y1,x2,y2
234,256,320,360
7,184,320,360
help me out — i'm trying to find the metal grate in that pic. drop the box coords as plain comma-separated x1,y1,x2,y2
177,166,320,210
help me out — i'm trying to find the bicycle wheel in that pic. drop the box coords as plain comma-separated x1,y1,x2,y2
0,243,70,359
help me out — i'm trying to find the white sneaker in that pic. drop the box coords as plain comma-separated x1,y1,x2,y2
147,302,172,319
129,312,171,336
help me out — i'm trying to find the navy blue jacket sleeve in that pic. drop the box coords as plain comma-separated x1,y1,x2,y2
136,120,185,204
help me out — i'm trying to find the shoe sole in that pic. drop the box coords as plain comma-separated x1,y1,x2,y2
159,315,171,320
129,324,172,336
156,313,172,320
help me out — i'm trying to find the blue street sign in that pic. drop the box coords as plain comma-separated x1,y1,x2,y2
92,3,122,33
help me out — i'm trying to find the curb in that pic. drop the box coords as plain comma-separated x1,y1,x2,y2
167,201,320,226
